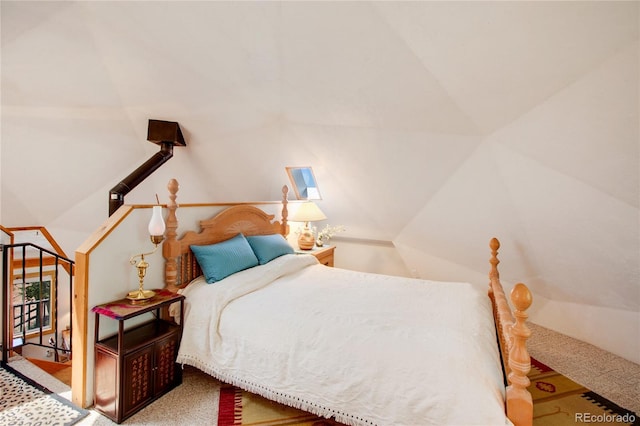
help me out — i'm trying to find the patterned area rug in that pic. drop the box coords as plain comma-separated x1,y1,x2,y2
218,386,344,426
217,358,639,426
0,364,89,426
530,358,638,425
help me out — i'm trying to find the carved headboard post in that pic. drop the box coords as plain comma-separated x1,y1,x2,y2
489,237,500,281
488,237,501,335
163,179,180,292
488,237,501,333
281,185,289,236
488,237,513,378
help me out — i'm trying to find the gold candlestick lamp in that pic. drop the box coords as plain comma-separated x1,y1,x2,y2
127,205,165,303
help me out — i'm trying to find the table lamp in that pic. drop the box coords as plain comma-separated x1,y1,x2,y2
291,201,326,250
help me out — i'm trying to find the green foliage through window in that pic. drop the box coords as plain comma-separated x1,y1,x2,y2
13,274,54,335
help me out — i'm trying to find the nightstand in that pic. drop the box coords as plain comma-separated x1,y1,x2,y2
297,245,335,267
92,290,184,423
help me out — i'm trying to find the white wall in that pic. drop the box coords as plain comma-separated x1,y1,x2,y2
330,237,411,278
2,0,638,377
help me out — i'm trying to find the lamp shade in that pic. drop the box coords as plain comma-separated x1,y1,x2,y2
290,201,327,223
148,205,166,236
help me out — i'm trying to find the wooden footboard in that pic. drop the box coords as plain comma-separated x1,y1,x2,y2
488,238,533,426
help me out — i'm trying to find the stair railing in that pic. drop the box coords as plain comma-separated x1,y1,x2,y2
1,242,74,364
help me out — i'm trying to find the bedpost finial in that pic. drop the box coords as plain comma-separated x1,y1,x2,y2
282,185,289,211
281,185,289,237
511,283,532,312
168,178,179,197
489,238,500,279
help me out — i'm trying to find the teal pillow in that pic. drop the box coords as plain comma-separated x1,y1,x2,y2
246,234,294,265
190,233,259,283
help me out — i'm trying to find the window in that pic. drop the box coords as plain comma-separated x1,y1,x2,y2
286,166,322,200
13,271,56,337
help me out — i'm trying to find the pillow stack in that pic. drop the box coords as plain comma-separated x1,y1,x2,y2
191,233,294,283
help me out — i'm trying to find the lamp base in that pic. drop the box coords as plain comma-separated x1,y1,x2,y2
298,231,315,250
126,289,156,303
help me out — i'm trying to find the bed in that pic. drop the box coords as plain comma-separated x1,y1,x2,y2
161,178,533,426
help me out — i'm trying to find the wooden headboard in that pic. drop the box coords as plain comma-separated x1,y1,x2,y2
162,179,290,292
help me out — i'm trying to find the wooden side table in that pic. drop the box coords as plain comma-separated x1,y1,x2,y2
92,290,184,423
297,245,335,267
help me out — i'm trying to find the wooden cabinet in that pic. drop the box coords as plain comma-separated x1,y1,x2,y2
298,245,335,267
92,290,184,423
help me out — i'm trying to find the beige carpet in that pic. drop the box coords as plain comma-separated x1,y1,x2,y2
528,323,640,415
79,366,223,426
8,323,640,425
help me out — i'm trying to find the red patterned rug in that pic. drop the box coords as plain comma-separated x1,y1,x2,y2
218,386,344,426
217,358,638,425
529,358,638,425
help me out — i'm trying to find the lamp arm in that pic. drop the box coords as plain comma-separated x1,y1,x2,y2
128,243,161,265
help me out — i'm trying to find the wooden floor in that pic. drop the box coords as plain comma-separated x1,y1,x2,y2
26,357,72,387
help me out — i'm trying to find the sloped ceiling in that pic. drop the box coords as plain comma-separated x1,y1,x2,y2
1,2,638,321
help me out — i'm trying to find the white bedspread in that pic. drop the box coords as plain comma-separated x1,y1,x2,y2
176,254,509,426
